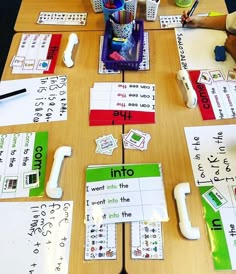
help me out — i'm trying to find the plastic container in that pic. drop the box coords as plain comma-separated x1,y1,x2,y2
90,0,103,13
102,19,144,70
102,0,125,21
175,0,192,8
146,0,160,21
111,10,134,39
125,0,138,17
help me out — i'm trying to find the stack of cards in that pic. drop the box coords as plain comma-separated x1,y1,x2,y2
90,82,156,126
95,134,118,155
122,129,151,151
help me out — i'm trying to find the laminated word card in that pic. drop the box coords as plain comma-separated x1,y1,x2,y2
0,201,73,274
85,163,169,225
0,75,67,126
11,33,61,74
184,125,236,270
0,131,48,199
89,82,156,125
187,69,236,120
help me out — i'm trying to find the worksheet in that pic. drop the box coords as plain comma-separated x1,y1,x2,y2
11,33,61,74
184,124,236,270
187,69,236,120
85,163,169,225
0,201,73,274
0,131,48,199
175,28,235,74
0,75,67,126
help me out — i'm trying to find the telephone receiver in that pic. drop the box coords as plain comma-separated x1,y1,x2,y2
46,146,72,199
63,33,79,68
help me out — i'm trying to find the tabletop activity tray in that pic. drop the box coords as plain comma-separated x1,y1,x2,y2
102,19,144,70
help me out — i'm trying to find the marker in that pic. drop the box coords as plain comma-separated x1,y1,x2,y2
0,88,27,100
182,0,199,27
109,14,119,24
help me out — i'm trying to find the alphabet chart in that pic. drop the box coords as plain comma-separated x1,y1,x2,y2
0,131,48,199
37,12,87,25
85,163,169,225
159,15,182,29
89,82,156,125
85,223,117,260
11,33,61,74
0,75,67,126
184,125,236,270
0,201,73,274
131,221,163,260
187,69,236,120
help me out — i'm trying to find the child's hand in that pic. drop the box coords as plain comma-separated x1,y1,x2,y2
181,10,201,27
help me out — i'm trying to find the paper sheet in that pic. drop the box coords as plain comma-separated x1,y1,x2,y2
175,28,235,75
0,75,67,126
0,201,73,274
184,125,236,270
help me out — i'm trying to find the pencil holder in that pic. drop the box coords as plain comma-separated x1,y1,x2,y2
124,0,138,17
111,10,134,39
102,0,125,21
90,0,103,13
146,0,160,21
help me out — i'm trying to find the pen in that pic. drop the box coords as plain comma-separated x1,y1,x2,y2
0,88,27,100
182,0,199,27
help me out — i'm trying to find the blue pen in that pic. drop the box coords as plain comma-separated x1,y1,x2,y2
182,0,199,27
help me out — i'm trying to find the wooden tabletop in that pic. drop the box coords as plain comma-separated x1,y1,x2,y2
14,0,228,32
0,31,123,274
1,28,235,273
123,29,236,274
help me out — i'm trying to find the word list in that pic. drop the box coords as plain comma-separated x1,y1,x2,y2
0,131,48,198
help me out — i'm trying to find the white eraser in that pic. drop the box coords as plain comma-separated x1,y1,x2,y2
177,70,198,109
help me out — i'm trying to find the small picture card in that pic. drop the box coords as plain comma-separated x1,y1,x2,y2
95,134,118,155
227,70,236,81
197,70,212,85
124,129,145,148
23,170,39,189
202,186,228,211
122,129,151,151
209,70,225,82
10,56,25,67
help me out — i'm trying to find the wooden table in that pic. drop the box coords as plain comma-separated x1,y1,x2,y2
1,28,235,274
0,31,123,274
14,0,228,32
123,29,236,274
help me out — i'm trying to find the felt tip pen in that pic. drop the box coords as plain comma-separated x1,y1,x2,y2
0,88,27,100
182,0,199,27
